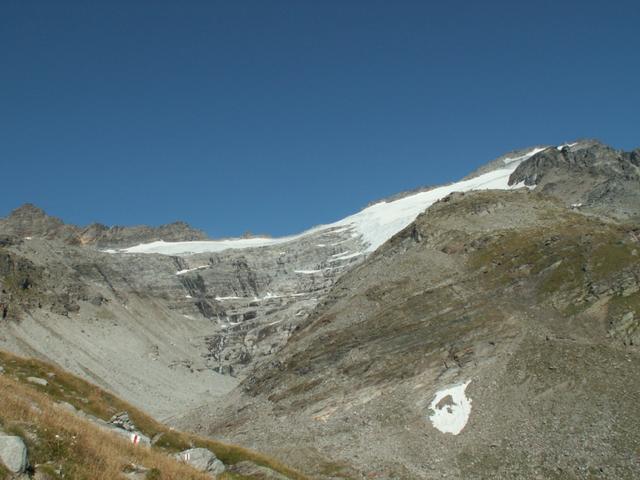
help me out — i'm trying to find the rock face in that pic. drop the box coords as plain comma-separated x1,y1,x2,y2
0,204,77,243
193,190,640,479
174,448,225,475
109,411,136,431
0,435,28,473
0,216,364,418
508,140,640,222
77,221,209,248
95,421,151,447
0,204,209,248
26,376,48,386
228,461,289,479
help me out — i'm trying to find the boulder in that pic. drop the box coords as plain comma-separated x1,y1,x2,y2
109,411,136,431
26,376,48,386
109,427,151,447
0,435,28,473
228,461,290,479
93,419,150,447
122,463,151,480
174,448,225,475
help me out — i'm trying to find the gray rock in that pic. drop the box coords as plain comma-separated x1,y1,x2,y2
26,376,48,386
93,420,150,447
109,411,136,431
33,470,55,480
0,203,209,248
122,463,150,480
228,461,289,479
508,140,640,222
0,435,28,473
150,432,164,445
108,427,151,447
174,448,225,475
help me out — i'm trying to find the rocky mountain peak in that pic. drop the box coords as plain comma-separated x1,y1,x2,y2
9,203,48,219
508,141,640,221
0,204,210,248
0,203,72,241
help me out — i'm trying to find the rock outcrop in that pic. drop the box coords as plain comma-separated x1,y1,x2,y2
508,140,640,222
174,448,225,476
228,461,290,479
0,204,209,248
0,434,28,474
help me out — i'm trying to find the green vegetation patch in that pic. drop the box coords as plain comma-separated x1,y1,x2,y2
468,218,639,314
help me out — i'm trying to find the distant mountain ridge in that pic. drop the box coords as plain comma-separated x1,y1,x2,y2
4,139,638,253
0,203,209,248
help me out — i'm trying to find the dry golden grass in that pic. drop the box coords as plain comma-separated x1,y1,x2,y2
0,374,211,480
0,350,312,480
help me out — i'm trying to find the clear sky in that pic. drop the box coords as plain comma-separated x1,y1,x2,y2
1,1,639,237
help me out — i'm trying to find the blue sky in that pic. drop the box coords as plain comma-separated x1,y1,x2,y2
1,1,639,237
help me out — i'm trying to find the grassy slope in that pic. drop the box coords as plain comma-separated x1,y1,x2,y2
0,350,311,480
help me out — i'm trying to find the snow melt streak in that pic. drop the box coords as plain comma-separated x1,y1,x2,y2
428,380,472,435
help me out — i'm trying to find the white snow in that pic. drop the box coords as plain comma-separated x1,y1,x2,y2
329,251,365,262
106,146,544,256
329,150,539,253
428,380,472,435
175,265,208,275
501,146,547,165
295,267,342,274
557,142,578,150
215,292,306,302
110,236,296,255
259,292,307,300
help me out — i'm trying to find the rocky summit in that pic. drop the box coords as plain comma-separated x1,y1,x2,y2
0,139,639,479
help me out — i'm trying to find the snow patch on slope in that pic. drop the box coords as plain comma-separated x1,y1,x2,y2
175,265,208,275
107,146,544,256
501,146,547,165
557,142,578,150
428,380,472,435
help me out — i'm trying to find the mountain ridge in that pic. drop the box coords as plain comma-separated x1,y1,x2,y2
0,203,210,248
1,139,639,479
